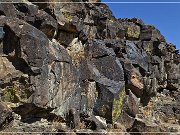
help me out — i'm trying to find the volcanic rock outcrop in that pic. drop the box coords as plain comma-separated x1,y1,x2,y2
0,0,179,134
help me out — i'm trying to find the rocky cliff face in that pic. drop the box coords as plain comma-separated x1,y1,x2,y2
0,0,179,134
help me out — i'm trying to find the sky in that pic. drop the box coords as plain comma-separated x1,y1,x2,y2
102,0,180,51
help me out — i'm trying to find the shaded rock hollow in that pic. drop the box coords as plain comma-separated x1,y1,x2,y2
0,0,179,134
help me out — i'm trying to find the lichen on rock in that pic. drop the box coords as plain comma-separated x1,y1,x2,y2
112,87,126,124
127,25,140,40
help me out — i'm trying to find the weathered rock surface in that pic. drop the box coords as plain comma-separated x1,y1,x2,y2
0,0,179,134
0,102,13,130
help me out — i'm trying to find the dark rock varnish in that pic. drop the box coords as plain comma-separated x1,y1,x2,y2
0,0,179,133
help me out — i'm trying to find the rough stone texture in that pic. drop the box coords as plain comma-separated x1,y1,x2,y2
0,0,179,134
129,118,163,133
0,102,13,130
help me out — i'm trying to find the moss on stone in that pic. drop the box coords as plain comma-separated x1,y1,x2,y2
112,87,126,124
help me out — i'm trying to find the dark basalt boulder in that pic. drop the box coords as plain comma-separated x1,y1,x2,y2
0,17,50,108
129,118,163,133
140,25,166,42
125,41,149,72
34,10,58,39
85,40,125,123
117,90,139,130
123,90,139,118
